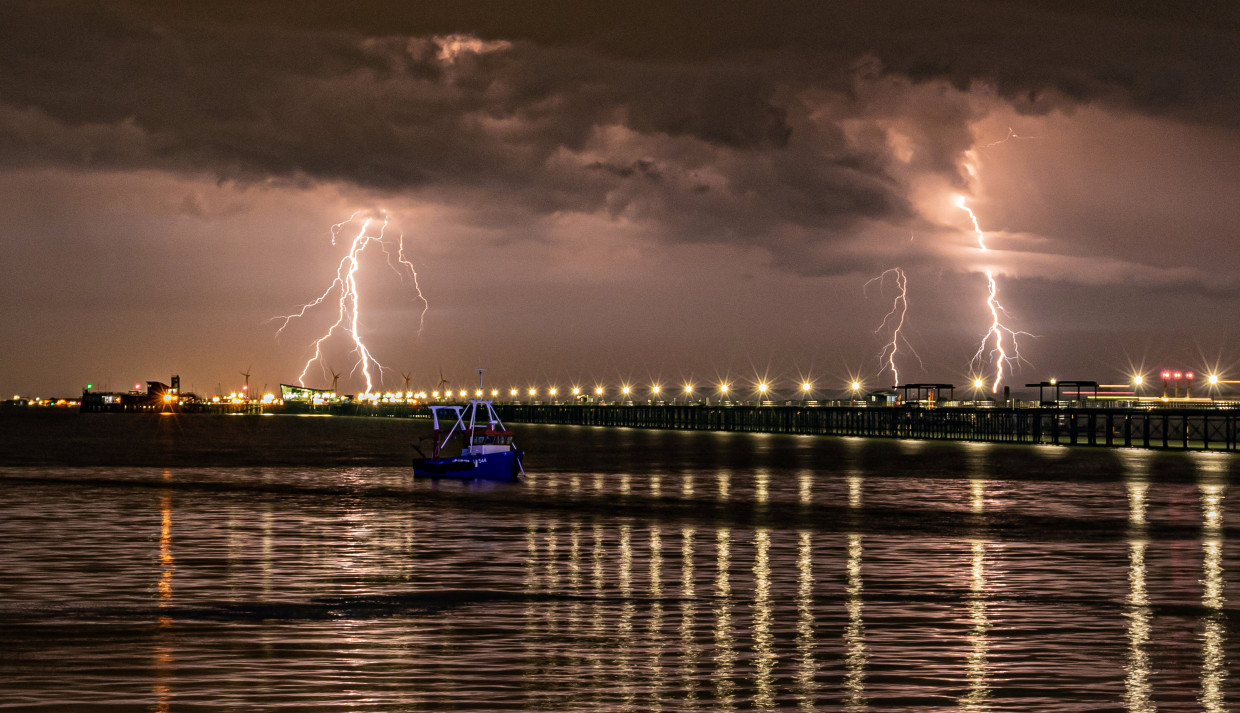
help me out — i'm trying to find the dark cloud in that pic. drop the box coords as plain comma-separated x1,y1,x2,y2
109,0,1240,120
0,0,949,266
9,0,1230,273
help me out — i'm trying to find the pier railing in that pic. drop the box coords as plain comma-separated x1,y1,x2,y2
491,404,1240,451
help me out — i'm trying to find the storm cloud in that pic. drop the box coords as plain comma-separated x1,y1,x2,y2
2,0,1239,394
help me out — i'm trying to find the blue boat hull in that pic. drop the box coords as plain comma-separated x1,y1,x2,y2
413,449,523,481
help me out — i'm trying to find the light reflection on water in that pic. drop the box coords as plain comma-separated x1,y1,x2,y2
795,530,817,712
843,533,867,712
1,426,1239,711
961,540,991,712
1199,455,1228,713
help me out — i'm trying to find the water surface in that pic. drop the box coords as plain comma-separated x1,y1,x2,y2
1,415,1237,711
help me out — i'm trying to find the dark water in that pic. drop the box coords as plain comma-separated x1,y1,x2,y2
1,413,1237,711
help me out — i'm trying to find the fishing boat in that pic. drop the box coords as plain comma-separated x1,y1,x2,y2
413,400,524,481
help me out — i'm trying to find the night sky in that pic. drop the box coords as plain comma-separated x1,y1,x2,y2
4,1,1240,398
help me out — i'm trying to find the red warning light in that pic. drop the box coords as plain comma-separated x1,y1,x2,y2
1187,372,1195,380
1173,372,1183,379
1161,371,1170,379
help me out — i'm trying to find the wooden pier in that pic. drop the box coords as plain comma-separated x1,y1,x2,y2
491,404,1240,452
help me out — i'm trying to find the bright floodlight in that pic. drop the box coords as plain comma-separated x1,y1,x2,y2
491,389,498,397
572,387,580,395
622,386,631,395
595,386,604,395
509,388,518,396
758,383,768,393
549,387,557,396
1209,374,1219,385
850,381,861,391
475,389,483,397
720,383,729,393
652,385,661,394
801,382,811,392
684,384,693,393
973,378,984,389
528,388,537,396
1133,375,1143,386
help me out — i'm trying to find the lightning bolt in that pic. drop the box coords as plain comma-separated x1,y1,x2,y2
273,211,429,392
865,267,922,387
979,126,1039,148
956,196,1031,393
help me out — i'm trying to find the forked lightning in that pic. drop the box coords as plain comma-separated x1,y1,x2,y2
273,211,429,393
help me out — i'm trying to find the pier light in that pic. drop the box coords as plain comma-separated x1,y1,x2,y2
510,388,518,397
801,382,811,392
491,389,499,397
684,384,693,394
163,394,173,402
720,383,730,394
572,387,581,396
595,386,604,396
850,381,861,392
1049,378,1057,385
622,386,631,396
758,383,768,394
432,390,440,398
549,387,558,397
652,385,661,395
475,389,483,397
1132,375,1143,386
1209,374,1219,385
973,378,984,390
528,387,537,397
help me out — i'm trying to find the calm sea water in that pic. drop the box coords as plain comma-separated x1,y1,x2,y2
0,413,1237,711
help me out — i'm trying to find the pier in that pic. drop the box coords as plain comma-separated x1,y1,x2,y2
491,403,1240,452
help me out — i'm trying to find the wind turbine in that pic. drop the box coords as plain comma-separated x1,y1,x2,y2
329,367,341,395
402,371,412,394
240,365,252,401
436,368,449,398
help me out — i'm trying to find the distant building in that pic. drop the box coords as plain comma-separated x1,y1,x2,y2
279,384,341,404
80,377,182,412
